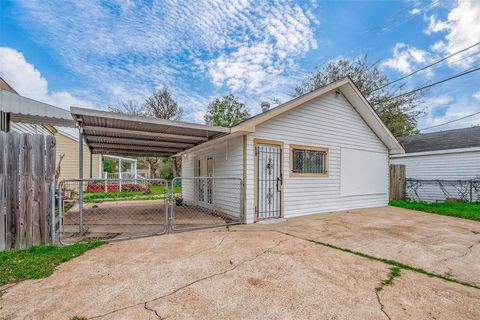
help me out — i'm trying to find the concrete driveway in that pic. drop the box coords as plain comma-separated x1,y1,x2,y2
1,206,479,320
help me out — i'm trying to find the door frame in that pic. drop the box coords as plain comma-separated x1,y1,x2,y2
253,138,284,222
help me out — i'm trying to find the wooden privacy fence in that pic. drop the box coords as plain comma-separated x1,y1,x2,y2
389,164,406,201
0,132,56,250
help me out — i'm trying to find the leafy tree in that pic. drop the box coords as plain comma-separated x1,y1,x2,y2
293,55,424,137
103,159,116,173
204,94,250,127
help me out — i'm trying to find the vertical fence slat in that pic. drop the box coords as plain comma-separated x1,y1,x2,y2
6,133,20,249
32,135,46,244
45,135,56,243
18,134,33,249
0,132,6,250
389,164,406,201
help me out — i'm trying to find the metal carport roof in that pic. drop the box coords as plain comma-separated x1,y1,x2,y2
1,90,76,127
70,107,230,157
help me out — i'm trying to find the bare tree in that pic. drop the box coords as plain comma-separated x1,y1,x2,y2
144,87,183,120
108,100,147,116
110,87,183,178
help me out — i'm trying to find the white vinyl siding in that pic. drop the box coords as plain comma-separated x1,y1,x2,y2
391,150,480,202
181,136,243,219
245,91,389,223
391,150,480,180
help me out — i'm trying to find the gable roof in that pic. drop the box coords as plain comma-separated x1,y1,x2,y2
399,126,480,153
232,77,404,154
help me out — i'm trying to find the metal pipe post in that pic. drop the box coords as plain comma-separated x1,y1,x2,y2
79,128,84,234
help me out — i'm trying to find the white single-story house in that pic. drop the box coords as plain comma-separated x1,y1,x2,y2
177,77,404,223
390,127,480,202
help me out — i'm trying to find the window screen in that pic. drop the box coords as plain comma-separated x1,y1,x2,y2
291,148,327,174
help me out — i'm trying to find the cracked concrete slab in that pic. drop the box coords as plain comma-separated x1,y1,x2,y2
240,206,480,286
1,207,479,319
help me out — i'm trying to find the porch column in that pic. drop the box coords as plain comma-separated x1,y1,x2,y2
89,149,93,178
118,158,122,191
134,160,137,179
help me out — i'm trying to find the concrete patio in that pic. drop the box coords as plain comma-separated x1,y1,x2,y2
1,206,479,319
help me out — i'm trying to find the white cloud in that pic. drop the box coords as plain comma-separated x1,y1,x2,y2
419,95,480,132
473,91,480,101
381,43,432,74
424,0,480,68
16,0,319,110
0,47,90,109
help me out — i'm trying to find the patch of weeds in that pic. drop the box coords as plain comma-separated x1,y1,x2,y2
376,267,401,292
92,204,99,209
276,232,480,290
70,316,87,320
0,241,102,285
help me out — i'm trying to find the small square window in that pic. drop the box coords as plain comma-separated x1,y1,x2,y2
290,145,328,176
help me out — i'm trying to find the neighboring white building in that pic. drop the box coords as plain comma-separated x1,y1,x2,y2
391,127,480,180
178,78,404,223
390,127,480,202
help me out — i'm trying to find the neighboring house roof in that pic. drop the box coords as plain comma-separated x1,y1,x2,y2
0,76,18,94
398,126,480,153
232,77,404,154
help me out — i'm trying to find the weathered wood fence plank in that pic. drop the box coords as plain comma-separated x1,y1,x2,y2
389,164,406,201
0,133,6,250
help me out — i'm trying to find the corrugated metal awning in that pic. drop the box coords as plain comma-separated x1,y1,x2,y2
70,107,230,157
0,90,76,127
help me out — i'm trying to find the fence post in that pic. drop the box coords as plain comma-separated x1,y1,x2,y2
51,182,56,243
470,180,473,203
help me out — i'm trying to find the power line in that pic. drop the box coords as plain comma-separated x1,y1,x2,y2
419,111,480,131
374,41,480,91
378,64,480,103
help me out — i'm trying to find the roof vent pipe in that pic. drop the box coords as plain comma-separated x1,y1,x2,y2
261,101,270,113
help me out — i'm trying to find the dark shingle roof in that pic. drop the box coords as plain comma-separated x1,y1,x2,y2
398,126,480,153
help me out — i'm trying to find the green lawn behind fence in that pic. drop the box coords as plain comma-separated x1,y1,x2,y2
83,185,181,203
390,200,480,221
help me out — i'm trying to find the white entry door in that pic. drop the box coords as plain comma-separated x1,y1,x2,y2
256,143,282,219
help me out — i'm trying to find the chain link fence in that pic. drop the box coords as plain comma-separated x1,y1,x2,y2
171,177,243,231
406,179,480,203
57,177,243,243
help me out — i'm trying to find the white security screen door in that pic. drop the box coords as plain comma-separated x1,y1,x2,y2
256,144,282,219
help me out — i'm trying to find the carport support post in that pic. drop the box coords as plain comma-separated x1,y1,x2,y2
78,128,84,234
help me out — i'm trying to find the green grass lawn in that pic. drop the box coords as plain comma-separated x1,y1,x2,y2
390,200,480,221
0,241,102,285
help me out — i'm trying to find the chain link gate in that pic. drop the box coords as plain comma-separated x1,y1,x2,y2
58,178,169,244
57,177,244,244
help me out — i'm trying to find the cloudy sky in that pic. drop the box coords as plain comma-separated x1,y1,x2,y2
1,0,479,132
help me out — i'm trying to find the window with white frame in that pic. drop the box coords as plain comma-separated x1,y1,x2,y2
290,145,328,176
